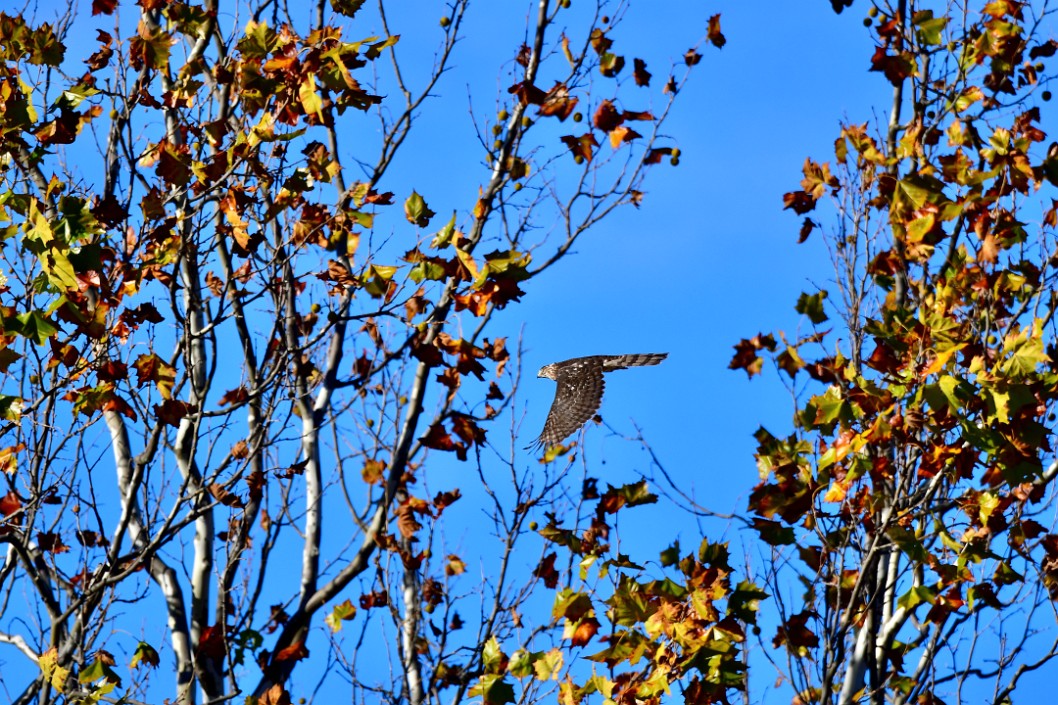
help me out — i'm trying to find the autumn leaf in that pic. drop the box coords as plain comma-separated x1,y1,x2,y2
560,133,599,163
404,191,435,227
325,600,357,632
608,125,641,149
593,100,622,132
130,642,160,669
633,58,651,86
708,14,727,48
446,554,466,576
539,83,578,120
729,333,777,377
133,353,176,399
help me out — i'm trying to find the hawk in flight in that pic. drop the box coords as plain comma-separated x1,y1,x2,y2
528,353,667,451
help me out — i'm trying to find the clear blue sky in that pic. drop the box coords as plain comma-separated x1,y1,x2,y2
5,1,1055,703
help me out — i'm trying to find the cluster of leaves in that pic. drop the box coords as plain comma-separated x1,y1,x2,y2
732,1,1058,702
464,479,766,705
0,2,725,705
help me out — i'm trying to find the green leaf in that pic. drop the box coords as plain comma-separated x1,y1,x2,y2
795,290,828,324
130,642,160,669
325,599,357,632
506,649,533,678
913,11,948,45
890,174,945,221
993,560,1024,586
887,526,929,563
1000,327,1049,378
299,75,324,120
12,311,57,345
727,580,770,623
404,190,435,227
331,0,367,18
552,589,593,621
896,585,937,611
78,657,119,686
598,480,657,513
409,259,447,283
659,540,680,567
468,674,515,705
532,648,563,681
431,212,457,249
365,35,400,60
481,636,506,674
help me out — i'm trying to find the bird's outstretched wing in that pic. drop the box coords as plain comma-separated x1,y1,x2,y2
526,360,606,451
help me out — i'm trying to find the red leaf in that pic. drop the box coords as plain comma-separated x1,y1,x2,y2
560,133,599,163
507,80,546,106
534,552,559,588
197,625,227,659
37,532,70,554
593,100,623,132
782,190,817,215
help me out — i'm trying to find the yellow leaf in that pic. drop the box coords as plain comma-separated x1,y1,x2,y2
299,75,324,121
39,647,70,691
822,480,848,503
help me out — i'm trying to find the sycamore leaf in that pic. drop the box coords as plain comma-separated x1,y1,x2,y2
325,600,357,632
532,648,563,681
38,647,70,690
795,290,828,324
468,674,515,705
404,191,435,227
482,636,506,674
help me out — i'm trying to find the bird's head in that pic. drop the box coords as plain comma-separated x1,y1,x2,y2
537,363,558,380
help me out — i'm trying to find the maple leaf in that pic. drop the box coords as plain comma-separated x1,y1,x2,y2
445,554,466,576
361,458,386,485
133,353,176,399
433,489,461,512
507,80,546,106
783,190,817,214
869,46,914,86
568,617,600,646
534,552,560,588
396,502,423,539
360,590,389,609
539,83,578,121
729,334,777,377
404,191,435,227
644,146,674,164
155,399,195,427
91,0,117,16
130,642,160,669
608,125,641,149
560,133,599,163
708,14,727,48
798,218,816,243
633,58,651,86
773,611,820,655
592,100,621,132
420,422,467,460
37,532,70,554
